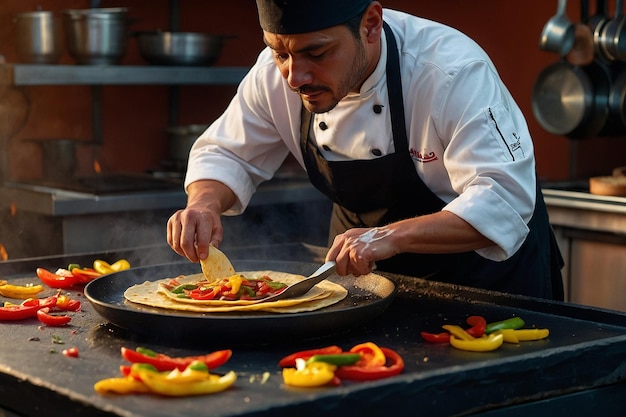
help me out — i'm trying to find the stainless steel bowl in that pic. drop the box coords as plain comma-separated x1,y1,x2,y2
135,31,229,66
62,7,129,65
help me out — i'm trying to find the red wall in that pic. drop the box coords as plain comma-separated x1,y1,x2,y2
2,0,625,182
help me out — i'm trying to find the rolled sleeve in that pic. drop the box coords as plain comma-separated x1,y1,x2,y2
444,185,531,261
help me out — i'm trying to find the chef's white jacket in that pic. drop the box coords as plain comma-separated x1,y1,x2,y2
186,9,537,262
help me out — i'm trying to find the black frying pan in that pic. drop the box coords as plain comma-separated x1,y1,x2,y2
84,260,396,345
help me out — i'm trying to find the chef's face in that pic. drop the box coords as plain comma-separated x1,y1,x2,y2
264,25,373,113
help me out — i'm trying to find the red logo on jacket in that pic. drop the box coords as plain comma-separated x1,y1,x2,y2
410,148,438,163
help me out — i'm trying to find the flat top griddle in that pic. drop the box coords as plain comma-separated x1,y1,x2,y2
1,259,626,417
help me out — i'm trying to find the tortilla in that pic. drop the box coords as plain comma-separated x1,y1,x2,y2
124,270,348,314
200,245,235,280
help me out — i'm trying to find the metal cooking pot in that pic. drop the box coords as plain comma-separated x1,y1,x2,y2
135,31,232,66
27,138,82,181
62,7,129,65
532,59,610,138
14,11,62,64
166,124,207,167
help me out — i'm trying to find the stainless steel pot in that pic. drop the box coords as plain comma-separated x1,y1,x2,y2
62,7,129,65
166,124,207,167
28,139,80,181
14,11,62,64
135,31,231,66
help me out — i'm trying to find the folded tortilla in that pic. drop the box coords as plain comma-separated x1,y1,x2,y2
124,270,347,314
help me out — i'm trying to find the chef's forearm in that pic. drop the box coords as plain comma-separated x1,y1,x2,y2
391,211,495,255
186,180,237,214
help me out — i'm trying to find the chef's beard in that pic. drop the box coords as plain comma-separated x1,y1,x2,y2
294,38,369,114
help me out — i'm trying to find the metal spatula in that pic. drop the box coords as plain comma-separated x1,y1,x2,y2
256,261,336,303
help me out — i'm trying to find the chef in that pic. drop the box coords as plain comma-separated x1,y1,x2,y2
167,0,564,300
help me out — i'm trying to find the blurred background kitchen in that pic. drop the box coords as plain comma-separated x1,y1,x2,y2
0,0,625,311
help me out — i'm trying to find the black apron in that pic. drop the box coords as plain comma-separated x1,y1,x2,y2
300,23,564,300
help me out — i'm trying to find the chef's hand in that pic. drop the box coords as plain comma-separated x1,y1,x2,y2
325,226,397,277
167,180,236,263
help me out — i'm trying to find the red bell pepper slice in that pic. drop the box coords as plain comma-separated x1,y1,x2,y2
278,345,343,368
421,331,451,343
36,268,79,289
466,315,487,338
36,307,71,326
0,296,57,321
335,347,404,381
120,347,232,372
70,268,101,284
188,286,220,300
0,302,40,321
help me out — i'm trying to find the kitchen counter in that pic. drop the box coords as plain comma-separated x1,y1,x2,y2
541,183,626,312
1,245,626,417
0,177,331,257
542,186,626,234
0,177,325,217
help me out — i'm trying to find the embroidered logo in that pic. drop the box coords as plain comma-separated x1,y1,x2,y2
509,132,521,152
410,148,438,163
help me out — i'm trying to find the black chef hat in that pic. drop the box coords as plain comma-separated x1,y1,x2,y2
257,0,372,34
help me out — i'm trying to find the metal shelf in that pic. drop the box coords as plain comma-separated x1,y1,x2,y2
0,64,249,86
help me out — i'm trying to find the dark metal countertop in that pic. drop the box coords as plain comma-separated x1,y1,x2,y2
0,177,324,217
1,244,626,417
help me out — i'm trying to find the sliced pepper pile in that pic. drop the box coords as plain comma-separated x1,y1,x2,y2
95,346,236,396
163,274,288,301
95,361,237,396
0,292,81,324
36,259,130,288
421,315,549,352
279,342,404,387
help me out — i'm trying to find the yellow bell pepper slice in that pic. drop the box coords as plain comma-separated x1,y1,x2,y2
164,363,212,383
137,368,237,396
227,275,243,295
93,260,115,275
0,283,44,299
111,259,131,272
283,361,337,387
442,324,475,341
449,333,504,352
94,377,151,394
495,328,550,343
94,259,130,275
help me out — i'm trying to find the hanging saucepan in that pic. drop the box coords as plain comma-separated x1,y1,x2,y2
532,59,610,138
540,0,576,55
598,0,626,61
591,0,609,58
567,0,595,66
